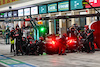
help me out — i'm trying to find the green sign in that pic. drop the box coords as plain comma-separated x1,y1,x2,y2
71,0,83,10
0,13,4,15
39,5,47,14
58,1,69,11
48,3,57,13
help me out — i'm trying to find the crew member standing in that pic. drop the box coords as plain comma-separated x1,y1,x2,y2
84,25,94,53
70,27,77,38
15,27,23,55
58,34,67,55
10,37,15,53
36,37,45,55
85,25,95,53
10,28,15,39
88,30,95,52
5,27,10,44
10,28,15,53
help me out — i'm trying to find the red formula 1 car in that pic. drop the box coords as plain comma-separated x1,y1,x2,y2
45,37,59,54
66,37,78,52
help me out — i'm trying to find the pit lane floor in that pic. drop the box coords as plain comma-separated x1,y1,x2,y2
0,38,100,67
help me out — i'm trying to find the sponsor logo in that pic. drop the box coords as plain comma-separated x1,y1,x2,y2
74,1,79,8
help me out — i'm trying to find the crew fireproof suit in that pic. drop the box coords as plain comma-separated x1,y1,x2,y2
15,28,23,55
58,35,66,55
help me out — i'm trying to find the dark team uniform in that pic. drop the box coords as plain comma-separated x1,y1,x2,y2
58,35,66,55
15,29,23,55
